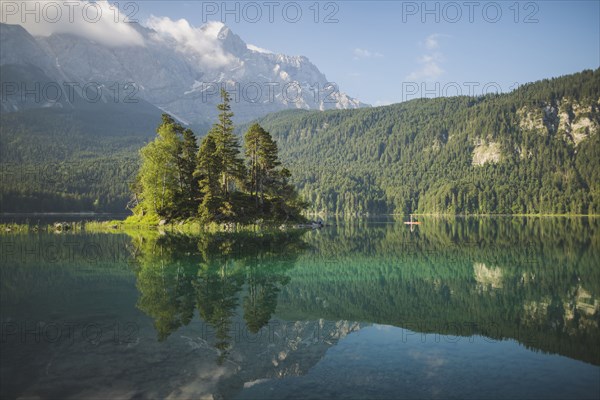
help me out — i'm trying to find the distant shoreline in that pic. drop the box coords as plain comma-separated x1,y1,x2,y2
405,213,600,218
0,212,127,215
1,213,598,235
0,218,314,235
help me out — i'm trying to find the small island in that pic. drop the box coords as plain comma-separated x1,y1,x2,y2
126,89,307,229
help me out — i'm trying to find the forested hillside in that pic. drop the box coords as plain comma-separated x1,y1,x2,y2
245,69,600,215
0,105,207,212
1,69,598,214
0,106,157,212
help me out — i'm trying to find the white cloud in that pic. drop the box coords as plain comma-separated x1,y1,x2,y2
423,34,438,50
201,20,226,38
407,34,449,81
374,99,394,107
247,44,273,54
0,0,145,47
423,33,451,50
407,61,444,81
353,48,383,60
419,51,444,66
146,17,235,69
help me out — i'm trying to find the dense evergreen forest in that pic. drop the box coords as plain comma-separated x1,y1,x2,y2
129,90,305,223
0,102,162,212
1,69,598,215
244,69,600,215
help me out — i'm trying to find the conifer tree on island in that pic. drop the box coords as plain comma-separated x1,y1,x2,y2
130,89,306,224
245,123,280,207
196,89,247,220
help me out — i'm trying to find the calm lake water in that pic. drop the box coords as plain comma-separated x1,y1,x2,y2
1,217,599,399
0,213,129,225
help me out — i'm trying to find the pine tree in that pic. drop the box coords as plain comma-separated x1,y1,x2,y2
257,129,280,204
179,128,199,216
195,133,223,222
245,124,260,200
244,123,280,207
212,89,246,199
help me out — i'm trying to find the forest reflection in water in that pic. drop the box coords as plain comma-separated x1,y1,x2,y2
127,216,600,366
130,230,308,364
1,217,599,399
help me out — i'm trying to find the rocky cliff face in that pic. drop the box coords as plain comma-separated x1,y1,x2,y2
517,97,600,146
0,21,367,124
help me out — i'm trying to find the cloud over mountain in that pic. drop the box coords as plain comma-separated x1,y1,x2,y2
0,0,144,47
1,11,367,124
146,18,234,69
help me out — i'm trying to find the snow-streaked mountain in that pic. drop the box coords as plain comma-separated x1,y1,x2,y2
0,20,367,124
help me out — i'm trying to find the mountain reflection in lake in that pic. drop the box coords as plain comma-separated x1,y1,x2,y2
1,217,599,399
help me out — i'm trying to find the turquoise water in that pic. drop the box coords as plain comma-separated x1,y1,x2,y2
1,217,599,399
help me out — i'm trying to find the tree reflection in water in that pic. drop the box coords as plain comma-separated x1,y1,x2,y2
131,231,306,364
127,217,600,366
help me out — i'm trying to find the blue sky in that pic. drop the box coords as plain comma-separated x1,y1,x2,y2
92,1,600,105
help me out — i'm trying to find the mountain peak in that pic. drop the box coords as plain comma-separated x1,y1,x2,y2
200,21,227,38
1,18,368,124
209,22,248,56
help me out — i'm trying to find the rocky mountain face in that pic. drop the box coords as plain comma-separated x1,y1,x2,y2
517,98,600,147
0,21,367,124
472,97,599,167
